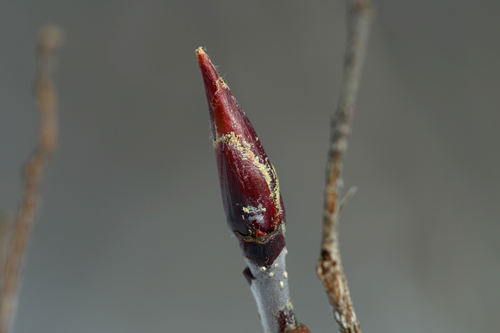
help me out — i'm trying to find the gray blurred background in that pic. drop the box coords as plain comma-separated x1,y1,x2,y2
1,0,499,332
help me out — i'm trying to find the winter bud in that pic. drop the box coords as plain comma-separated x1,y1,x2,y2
197,48,286,266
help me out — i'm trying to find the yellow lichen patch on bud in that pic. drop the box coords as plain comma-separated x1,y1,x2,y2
268,163,281,216
213,131,281,218
243,205,267,214
195,47,206,55
213,77,230,100
217,77,230,90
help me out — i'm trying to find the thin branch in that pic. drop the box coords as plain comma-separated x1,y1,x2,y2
317,1,373,333
0,25,63,333
0,217,12,288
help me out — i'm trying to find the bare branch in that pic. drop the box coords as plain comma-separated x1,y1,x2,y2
0,217,12,288
317,1,373,333
0,25,63,333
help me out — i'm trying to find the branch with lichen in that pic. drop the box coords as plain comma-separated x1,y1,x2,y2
196,48,309,333
0,25,63,333
316,1,374,333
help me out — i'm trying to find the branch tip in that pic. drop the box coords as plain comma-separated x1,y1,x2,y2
38,25,64,51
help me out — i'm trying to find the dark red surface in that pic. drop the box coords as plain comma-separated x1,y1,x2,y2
277,307,297,332
236,231,286,267
197,49,286,238
242,267,255,286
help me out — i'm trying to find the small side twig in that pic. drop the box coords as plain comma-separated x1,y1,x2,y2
317,1,373,333
0,25,63,333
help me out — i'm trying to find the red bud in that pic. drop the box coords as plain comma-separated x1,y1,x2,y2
197,48,285,237
197,48,286,266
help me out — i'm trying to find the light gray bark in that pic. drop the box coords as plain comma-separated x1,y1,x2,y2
246,248,294,333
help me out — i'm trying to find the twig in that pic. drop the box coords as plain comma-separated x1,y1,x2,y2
0,217,12,288
0,25,63,333
316,1,373,333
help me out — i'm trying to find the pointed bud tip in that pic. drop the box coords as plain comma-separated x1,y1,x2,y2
196,47,220,124
195,47,207,64
195,47,216,79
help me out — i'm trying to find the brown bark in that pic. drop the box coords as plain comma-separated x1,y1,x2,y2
317,1,374,333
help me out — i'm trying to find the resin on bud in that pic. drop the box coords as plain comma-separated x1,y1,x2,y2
196,48,285,267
